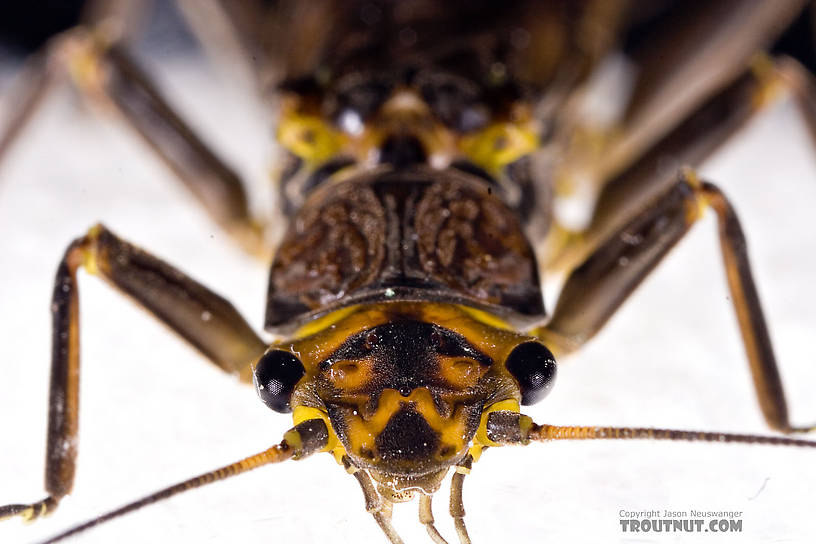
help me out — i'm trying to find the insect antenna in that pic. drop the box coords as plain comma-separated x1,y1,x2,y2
36,444,292,544
528,424,816,447
444,419,816,543
484,411,816,450
35,419,329,544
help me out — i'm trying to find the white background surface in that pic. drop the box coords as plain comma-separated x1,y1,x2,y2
1,49,816,544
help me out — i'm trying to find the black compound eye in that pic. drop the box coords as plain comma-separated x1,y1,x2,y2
253,350,305,413
505,342,557,405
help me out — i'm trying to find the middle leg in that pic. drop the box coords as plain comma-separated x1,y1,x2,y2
538,170,812,434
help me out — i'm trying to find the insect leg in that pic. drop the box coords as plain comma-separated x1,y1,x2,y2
0,49,61,169
538,171,811,433
347,460,405,544
172,0,272,96
0,28,268,257
0,223,267,522
418,494,449,544
601,0,806,180
773,55,816,144
554,57,813,274
93,43,269,258
449,455,473,544
0,0,148,169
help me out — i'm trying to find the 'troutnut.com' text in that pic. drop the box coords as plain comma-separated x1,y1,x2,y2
619,510,743,533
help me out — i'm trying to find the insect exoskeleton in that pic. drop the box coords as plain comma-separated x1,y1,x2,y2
3,2,816,543
253,301,557,501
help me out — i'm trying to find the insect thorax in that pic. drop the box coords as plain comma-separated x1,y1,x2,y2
265,167,546,333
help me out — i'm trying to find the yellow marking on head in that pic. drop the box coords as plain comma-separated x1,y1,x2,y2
294,305,359,339
438,356,487,390
282,302,545,469
287,300,536,380
456,305,513,331
292,406,337,451
343,388,470,461
286,301,527,375
474,398,520,447
285,306,394,373
285,302,533,415
292,405,348,464
468,398,521,460
419,303,533,365
326,358,375,391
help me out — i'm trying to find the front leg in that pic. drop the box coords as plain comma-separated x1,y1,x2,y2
0,224,267,521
